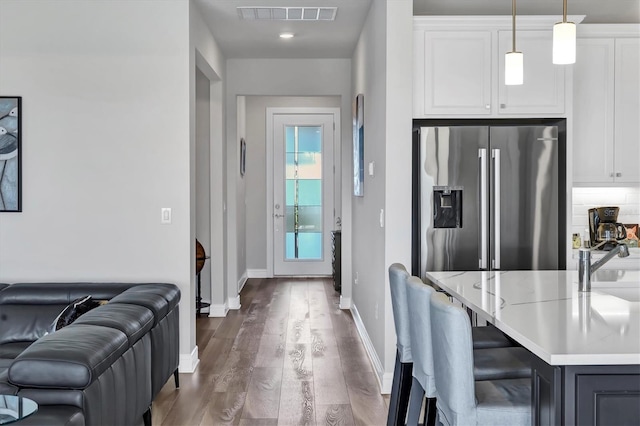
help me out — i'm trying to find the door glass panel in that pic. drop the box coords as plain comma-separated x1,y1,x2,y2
285,125,323,260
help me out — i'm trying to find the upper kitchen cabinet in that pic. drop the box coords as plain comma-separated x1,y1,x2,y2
573,25,640,185
416,30,493,115
614,38,640,184
497,30,565,114
413,16,574,118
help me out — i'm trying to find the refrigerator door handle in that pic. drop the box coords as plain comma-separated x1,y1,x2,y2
492,148,501,270
479,149,488,269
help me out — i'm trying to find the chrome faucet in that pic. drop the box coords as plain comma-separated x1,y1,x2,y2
578,243,630,292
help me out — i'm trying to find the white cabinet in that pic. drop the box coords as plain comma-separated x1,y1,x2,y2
497,30,565,115
573,38,615,183
573,29,640,185
418,31,493,115
413,17,567,118
614,38,640,184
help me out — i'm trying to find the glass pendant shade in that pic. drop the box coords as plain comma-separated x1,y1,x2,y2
553,21,576,64
505,51,524,85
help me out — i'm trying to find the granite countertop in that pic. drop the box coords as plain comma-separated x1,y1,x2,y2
424,270,640,366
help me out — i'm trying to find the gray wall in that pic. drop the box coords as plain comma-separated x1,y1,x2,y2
245,96,341,273
350,0,413,391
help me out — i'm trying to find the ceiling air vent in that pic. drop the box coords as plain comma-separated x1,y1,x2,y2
237,7,337,21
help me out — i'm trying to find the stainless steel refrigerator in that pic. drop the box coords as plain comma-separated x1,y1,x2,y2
411,120,566,277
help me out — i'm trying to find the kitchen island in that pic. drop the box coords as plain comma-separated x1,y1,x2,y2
424,270,640,425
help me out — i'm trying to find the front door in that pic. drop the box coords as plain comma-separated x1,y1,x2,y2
271,111,335,276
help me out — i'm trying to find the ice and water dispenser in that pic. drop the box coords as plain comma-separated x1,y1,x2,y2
433,186,463,228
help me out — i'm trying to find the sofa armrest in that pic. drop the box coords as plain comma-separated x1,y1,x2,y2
9,325,128,389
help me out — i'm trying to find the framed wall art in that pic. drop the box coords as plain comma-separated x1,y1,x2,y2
353,93,364,197
0,96,21,212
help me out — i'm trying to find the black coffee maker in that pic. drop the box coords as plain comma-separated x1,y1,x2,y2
588,206,626,250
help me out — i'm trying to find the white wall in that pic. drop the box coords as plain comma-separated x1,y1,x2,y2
190,0,226,323
245,96,341,274
350,0,413,392
225,59,352,303
195,68,212,305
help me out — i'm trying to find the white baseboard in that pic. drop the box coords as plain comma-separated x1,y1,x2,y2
208,302,229,317
228,295,241,310
238,271,248,292
178,346,199,373
247,269,268,278
339,296,352,310
350,304,392,394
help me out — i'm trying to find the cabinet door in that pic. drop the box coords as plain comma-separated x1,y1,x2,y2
421,31,492,115
573,38,615,183
614,38,640,183
498,30,565,114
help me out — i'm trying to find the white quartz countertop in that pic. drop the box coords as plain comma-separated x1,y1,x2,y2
424,270,640,366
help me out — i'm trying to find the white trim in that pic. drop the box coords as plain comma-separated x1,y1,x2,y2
208,302,229,317
266,107,340,277
238,271,248,292
228,295,241,310
350,304,392,394
413,15,585,31
577,24,640,38
247,269,268,278
339,296,352,310
178,346,200,373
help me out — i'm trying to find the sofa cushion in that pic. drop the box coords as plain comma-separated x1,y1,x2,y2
0,283,138,304
0,341,32,359
0,304,68,344
9,324,128,389
109,292,169,326
11,405,85,426
73,304,154,346
119,284,181,310
0,368,18,394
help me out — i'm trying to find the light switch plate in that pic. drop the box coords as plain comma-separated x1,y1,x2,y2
161,208,172,224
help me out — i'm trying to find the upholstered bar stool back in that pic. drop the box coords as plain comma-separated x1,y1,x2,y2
405,276,438,426
429,291,531,426
387,263,413,426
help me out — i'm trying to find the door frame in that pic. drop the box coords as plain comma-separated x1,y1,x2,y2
266,107,340,277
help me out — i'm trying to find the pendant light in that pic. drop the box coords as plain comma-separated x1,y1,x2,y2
505,0,523,85
553,0,576,64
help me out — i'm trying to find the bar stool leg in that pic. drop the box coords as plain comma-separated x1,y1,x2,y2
387,351,413,426
406,377,425,426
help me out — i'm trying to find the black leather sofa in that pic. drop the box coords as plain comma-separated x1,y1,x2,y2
0,282,180,425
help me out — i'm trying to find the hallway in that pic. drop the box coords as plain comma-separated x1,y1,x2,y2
153,278,389,425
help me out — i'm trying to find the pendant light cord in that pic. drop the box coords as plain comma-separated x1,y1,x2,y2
563,0,568,22
512,0,517,52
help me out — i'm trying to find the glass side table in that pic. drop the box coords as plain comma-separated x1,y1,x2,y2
0,395,37,424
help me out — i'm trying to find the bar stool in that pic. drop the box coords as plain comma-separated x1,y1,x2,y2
429,291,531,425
405,277,531,426
387,263,414,426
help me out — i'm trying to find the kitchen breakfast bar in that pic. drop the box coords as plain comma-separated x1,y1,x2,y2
424,270,640,426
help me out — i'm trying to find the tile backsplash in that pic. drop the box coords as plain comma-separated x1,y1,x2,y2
572,187,640,235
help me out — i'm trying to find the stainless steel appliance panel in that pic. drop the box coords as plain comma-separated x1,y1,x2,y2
489,126,559,270
419,126,488,274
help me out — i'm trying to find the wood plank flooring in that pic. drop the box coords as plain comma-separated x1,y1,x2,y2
153,278,389,426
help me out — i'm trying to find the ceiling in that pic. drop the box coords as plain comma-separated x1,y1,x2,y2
194,0,640,59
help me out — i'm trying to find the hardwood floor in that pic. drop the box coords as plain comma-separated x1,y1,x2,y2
153,278,390,426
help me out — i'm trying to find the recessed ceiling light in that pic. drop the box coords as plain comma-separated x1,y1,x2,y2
279,33,294,39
